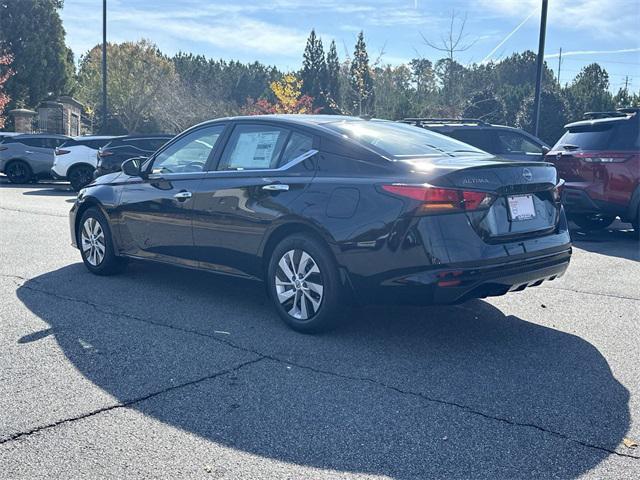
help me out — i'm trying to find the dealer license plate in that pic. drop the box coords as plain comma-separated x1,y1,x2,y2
507,194,536,221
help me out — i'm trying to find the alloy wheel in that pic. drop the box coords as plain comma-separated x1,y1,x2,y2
81,217,106,266
275,249,324,320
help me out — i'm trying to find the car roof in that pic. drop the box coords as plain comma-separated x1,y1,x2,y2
71,135,120,141
113,134,173,139
0,132,21,136
565,113,637,129
12,133,72,139
202,114,373,127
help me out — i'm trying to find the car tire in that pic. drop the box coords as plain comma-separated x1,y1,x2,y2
77,207,126,275
571,214,615,231
69,165,95,191
5,160,32,184
632,208,640,240
267,233,343,333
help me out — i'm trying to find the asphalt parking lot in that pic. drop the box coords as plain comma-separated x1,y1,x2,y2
0,180,638,479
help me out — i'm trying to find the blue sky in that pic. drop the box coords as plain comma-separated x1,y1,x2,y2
61,0,640,91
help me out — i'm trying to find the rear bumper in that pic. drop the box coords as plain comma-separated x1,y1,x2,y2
353,248,571,306
561,185,631,218
50,168,66,180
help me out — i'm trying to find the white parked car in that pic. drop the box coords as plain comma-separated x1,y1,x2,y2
51,136,118,191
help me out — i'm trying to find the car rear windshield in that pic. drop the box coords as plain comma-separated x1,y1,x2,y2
326,121,488,158
553,119,639,151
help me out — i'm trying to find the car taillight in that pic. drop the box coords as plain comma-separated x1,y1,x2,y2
381,184,495,214
574,152,630,163
0,146,7,152
55,149,70,155
98,150,113,157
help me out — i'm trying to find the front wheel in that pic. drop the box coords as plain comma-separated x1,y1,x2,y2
69,165,95,191
571,214,615,231
77,207,126,275
267,233,344,333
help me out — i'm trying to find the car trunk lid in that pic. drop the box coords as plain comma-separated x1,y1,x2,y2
398,157,561,241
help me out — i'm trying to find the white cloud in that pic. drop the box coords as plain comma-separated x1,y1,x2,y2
545,47,640,59
478,0,640,41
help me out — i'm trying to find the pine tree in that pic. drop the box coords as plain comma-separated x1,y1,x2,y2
300,29,326,110
349,31,375,116
325,40,341,113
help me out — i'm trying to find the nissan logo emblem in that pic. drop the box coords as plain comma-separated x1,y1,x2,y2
522,168,533,182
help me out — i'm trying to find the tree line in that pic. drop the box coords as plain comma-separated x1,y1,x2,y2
1,0,638,144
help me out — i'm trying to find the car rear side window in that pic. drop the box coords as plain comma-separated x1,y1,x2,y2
82,139,113,149
278,131,314,166
446,129,495,153
146,138,171,151
219,125,289,170
496,132,542,154
328,121,487,158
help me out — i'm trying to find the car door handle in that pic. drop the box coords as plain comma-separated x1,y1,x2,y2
25,150,34,154
173,191,192,200
262,184,289,191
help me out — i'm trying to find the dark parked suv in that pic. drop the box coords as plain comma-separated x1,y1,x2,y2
402,118,550,162
546,108,640,233
94,134,173,178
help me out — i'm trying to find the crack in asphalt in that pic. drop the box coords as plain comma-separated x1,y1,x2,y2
0,206,69,218
0,357,264,445
3,272,639,460
541,285,640,302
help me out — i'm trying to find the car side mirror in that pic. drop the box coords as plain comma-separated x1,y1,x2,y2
121,157,144,177
541,146,550,155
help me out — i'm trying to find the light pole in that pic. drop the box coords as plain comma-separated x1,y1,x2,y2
101,0,107,132
532,0,548,137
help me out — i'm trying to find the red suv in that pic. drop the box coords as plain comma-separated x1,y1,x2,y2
546,108,640,235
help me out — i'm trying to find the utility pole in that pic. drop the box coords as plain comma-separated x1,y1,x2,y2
624,76,629,91
557,47,562,87
532,0,548,137
101,0,107,132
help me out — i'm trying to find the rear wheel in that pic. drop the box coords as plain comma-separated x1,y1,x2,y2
69,165,95,191
5,160,32,184
267,233,343,333
571,214,615,231
77,207,126,275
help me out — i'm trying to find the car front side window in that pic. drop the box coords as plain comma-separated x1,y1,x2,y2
152,126,225,174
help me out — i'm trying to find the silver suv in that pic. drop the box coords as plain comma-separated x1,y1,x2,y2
0,134,70,183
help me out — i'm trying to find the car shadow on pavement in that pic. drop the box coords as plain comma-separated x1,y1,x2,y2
0,181,74,196
16,262,631,478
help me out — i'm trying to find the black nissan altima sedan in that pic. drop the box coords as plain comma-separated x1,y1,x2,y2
70,115,571,332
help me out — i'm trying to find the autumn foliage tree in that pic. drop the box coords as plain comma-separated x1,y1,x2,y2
0,51,15,129
242,74,315,115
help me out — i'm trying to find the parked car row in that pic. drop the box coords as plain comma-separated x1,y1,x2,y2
404,109,640,235
2,108,638,237
0,133,173,191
